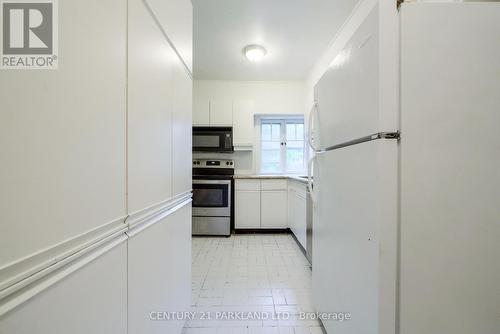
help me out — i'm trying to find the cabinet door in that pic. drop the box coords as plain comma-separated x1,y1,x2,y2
0,0,127,267
233,99,255,147
210,99,233,126
172,59,192,196
235,191,260,228
146,0,193,72
128,0,174,212
261,191,288,229
193,98,209,125
288,187,297,235
129,205,191,334
294,191,307,248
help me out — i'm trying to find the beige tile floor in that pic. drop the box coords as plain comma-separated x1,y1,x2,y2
183,234,325,334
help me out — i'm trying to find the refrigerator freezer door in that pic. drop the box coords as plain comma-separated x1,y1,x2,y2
400,3,500,334
312,139,398,334
313,6,379,149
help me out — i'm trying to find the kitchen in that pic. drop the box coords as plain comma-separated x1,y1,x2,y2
0,1,499,334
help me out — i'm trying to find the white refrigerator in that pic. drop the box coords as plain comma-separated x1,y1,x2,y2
309,3,500,334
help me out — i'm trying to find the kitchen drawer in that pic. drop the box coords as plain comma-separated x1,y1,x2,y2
235,179,261,191
261,179,288,191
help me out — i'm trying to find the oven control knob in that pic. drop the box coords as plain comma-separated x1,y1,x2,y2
226,161,229,165
230,162,234,165
193,161,196,165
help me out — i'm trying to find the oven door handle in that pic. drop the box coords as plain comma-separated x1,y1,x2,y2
193,180,232,185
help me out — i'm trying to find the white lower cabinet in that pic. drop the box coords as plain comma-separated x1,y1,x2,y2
0,244,128,334
235,190,261,228
235,179,288,229
261,191,288,228
288,181,307,248
128,205,191,334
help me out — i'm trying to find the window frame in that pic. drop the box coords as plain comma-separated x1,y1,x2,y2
259,116,306,175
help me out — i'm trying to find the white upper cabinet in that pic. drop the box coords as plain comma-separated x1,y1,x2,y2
233,99,255,148
193,98,210,126
193,98,255,149
193,98,234,127
209,99,233,126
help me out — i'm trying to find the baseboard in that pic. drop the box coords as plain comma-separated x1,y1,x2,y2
289,229,307,258
234,228,290,234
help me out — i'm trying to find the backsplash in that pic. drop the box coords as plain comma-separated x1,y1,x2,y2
192,151,255,175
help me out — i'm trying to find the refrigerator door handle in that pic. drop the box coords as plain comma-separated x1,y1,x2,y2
308,102,320,152
308,155,317,206
322,131,400,152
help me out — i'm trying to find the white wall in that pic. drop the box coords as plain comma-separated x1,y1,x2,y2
0,0,192,333
193,80,307,174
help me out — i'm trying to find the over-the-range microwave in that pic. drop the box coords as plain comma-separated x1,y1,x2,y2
192,126,233,153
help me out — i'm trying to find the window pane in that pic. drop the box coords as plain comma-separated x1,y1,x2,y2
287,140,303,149
261,124,271,141
286,124,296,141
296,124,304,140
262,141,280,150
286,148,304,172
262,149,281,163
261,118,305,174
271,124,281,141
262,162,281,174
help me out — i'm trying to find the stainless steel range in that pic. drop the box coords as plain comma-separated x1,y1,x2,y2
192,159,234,236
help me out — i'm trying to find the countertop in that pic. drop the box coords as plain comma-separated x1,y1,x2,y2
233,174,309,184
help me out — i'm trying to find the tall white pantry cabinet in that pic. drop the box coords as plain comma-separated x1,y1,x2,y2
0,1,193,334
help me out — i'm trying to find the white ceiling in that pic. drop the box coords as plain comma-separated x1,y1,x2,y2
192,0,359,81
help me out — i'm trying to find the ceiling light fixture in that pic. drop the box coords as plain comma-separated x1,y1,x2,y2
244,44,267,63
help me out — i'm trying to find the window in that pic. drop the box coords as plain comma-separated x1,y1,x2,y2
260,118,305,174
